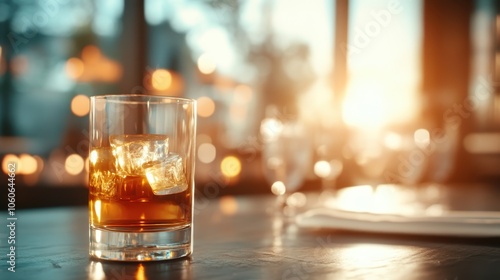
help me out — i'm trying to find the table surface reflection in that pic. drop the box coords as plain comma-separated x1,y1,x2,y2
2,185,500,280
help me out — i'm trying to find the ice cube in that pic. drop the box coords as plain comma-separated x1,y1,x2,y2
144,153,188,195
109,134,169,176
89,147,119,198
115,175,153,201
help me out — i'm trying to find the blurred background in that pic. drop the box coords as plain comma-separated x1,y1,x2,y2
0,0,499,208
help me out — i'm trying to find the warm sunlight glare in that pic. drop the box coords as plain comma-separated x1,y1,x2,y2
341,83,387,129
340,244,415,272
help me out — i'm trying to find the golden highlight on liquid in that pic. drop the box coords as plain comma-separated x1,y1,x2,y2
89,143,191,232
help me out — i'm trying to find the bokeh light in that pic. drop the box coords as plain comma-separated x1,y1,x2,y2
220,156,241,178
19,154,37,175
414,128,430,149
82,45,101,63
71,94,90,117
197,96,215,118
260,118,283,142
34,156,44,174
314,160,331,178
384,132,403,150
2,154,20,174
68,45,123,83
151,69,172,90
66,58,85,79
197,53,216,74
271,181,286,196
329,160,343,178
1,154,44,175
65,154,85,175
286,192,307,207
313,159,343,180
198,143,216,164
219,196,238,215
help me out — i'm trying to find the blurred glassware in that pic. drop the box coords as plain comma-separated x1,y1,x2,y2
347,129,392,185
343,127,436,187
260,111,312,214
313,128,344,195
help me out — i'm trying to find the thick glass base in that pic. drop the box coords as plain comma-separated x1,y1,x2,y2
89,226,192,261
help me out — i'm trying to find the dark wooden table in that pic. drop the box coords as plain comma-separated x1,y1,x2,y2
2,186,500,280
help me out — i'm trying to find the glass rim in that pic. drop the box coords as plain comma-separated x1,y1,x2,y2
90,94,196,105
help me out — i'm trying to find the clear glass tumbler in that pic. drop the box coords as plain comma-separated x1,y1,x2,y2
88,95,196,261
261,117,312,211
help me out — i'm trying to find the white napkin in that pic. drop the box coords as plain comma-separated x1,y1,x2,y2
296,207,500,237
295,184,500,237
